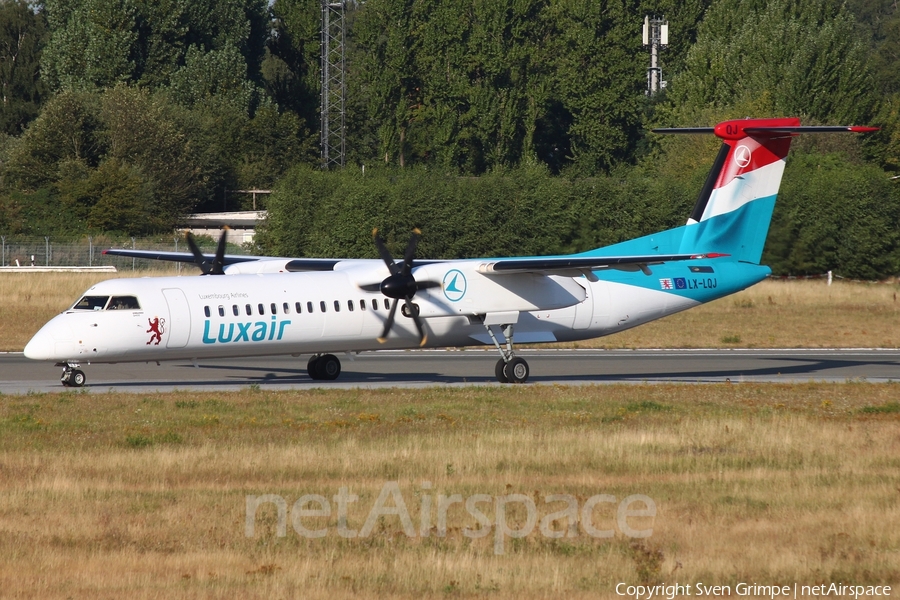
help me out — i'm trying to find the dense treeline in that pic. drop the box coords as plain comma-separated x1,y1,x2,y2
258,146,900,279
0,0,899,277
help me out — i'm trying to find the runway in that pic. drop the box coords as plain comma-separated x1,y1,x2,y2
1,348,898,394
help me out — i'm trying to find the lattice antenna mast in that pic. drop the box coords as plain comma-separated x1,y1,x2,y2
642,16,669,96
321,0,346,168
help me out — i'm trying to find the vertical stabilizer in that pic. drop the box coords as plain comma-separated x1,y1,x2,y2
653,118,877,264
677,117,798,263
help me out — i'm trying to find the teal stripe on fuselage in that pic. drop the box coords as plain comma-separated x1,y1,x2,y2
593,260,771,304
566,194,777,302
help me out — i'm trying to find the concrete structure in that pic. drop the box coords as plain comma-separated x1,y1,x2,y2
180,211,267,244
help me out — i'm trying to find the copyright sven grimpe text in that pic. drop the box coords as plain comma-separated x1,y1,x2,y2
616,582,893,600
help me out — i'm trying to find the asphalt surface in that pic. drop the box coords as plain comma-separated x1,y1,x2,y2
1,348,899,394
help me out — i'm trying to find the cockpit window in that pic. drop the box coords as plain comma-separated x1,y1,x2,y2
73,296,109,310
107,296,141,310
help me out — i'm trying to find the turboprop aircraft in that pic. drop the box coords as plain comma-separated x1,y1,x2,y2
24,118,876,387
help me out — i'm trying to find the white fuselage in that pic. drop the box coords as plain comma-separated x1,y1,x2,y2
24,259,699,364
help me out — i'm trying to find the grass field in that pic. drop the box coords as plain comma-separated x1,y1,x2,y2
2,271,900,351
2,273,899,598
0,385,898,598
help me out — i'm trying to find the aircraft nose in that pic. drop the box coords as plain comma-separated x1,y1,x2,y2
24,328,55,360
24,318,75,361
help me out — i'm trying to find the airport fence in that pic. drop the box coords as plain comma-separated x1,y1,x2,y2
0,234,255,273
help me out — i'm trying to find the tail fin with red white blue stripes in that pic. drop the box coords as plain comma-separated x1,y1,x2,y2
653,118,877,264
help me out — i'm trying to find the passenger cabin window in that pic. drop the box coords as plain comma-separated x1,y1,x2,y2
361,299,367,311
218,306,225,317
258,303,265,315
245,304,252,316
283,302,290,314
320,301,327,313
107,296,140,310
204,306,211,318
333,300,340,312
74,295,109,311
295,302,302,314
372,298,379,310
271,303,278,315
348,300,354,312
232,305,239,316
307,301,313,313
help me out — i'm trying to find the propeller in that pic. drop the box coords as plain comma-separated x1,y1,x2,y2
360,228,440,346
186,227,228,275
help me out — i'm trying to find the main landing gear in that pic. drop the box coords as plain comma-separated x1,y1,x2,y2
58,362,86,387
484,322,529,384
307,354,341,381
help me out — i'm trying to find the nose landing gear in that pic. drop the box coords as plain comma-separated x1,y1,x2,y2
58,362,86,387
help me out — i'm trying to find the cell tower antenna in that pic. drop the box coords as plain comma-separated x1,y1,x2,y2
321,0,347,168
642,15,669,95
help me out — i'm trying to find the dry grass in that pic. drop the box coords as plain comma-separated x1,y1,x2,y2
3,272,900,352
569,279,900,349
0,385,898,598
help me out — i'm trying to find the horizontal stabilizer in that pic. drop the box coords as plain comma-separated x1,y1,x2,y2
653,121,878,140
479,253,729,276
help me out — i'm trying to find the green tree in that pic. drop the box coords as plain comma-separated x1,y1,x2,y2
349,0,421,167
168,43,260,113
41,0,138,90
41,0,269,92
99,85,206,221
346,0,713,174
667,0,877,126
268,0,321,135
0,0,48,135
3,90,104,191
764,152,900,278
2,87,214,234
55,158,158,233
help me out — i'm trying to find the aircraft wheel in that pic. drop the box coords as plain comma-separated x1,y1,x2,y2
316,354,341,381
495,359,509,383
503,357,529,384
307,356,321,380
70,370,86,387
60,370,71,386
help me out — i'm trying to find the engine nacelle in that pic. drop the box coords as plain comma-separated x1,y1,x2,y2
410,262,586,317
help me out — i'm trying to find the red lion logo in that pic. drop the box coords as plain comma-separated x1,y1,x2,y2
146,317,166,345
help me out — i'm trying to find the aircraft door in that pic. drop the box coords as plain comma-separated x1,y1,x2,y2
162,288,191,348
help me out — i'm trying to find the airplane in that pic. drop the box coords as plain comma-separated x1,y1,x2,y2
23,118,877,387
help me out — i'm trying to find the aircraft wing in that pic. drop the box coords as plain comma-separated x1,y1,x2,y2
101,249,427,272
102,249,262,265
477,253,727,277
102,247,725,277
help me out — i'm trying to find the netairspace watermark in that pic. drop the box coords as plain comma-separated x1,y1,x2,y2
615,583,893,600
245,481,657,554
